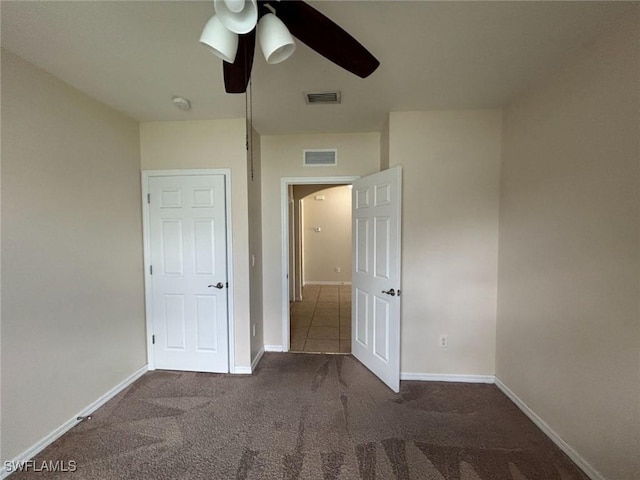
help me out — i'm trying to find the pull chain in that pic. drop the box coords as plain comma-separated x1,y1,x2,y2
246,77,254,181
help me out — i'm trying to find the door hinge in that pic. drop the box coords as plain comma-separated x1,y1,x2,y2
152,334,155,344
147,193,150,204
150,265,153,275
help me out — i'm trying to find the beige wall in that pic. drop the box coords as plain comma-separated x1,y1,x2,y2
0,39,4,465
248,127,264,364
380,116,390,170
292,184,340,300
139,118,252,369
389,110,501,375
1,50,146,461
497,9,640,480
301,185,352,284
261,132,380,347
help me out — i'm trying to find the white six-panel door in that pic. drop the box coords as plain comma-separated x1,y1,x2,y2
148,175,229,373
352,166,402,392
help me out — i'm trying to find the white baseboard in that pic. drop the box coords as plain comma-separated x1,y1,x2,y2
233,366,252,374
1,365,148,480
251,346,265,372
264,345,286,352
494,377,604,480
304,281,352,286
400,372,495,384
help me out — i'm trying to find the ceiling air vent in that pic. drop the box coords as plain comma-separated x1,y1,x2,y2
305,91,341,104
304,149,337,167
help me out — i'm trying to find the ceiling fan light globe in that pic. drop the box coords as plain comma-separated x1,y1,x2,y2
266,44,296,65
214,0,258,34
199,15,239,63
258,13,296,64
224,0,245,13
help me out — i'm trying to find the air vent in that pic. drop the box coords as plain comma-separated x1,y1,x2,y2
305,91,341,104
304,149,337,166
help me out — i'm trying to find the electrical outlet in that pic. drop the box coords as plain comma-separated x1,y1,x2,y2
439,335,448,348
335,267,341,273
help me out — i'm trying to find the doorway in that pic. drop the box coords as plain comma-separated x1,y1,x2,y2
280,176,359,353
281,168,403,392
289,185,353,353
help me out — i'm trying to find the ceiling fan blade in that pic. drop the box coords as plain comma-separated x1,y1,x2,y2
271,1,379,78
223,29,256,93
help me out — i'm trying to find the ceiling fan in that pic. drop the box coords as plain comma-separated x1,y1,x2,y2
199,0,380,93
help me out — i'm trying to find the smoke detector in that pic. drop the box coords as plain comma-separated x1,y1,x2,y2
304,91,341,104
172,96,191,110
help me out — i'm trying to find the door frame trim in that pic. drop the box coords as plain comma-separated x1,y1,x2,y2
280,176,359,351
141,169,235,372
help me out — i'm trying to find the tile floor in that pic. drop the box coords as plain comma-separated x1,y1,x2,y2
290,285,351,353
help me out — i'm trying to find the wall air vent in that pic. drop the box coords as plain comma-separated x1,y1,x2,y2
304,149,338,167
305,91,341,104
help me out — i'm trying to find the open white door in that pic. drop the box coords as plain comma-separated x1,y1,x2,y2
147,174,229,373
352,166,402,392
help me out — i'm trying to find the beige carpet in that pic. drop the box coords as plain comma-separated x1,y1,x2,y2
13,353,588,479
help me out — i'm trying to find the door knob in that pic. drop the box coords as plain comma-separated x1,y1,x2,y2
381,288,396,296
208,282,224,289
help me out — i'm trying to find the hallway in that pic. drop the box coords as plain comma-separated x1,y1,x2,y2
290,285,351,353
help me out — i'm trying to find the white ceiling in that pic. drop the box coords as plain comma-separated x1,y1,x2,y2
1,1,632,135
